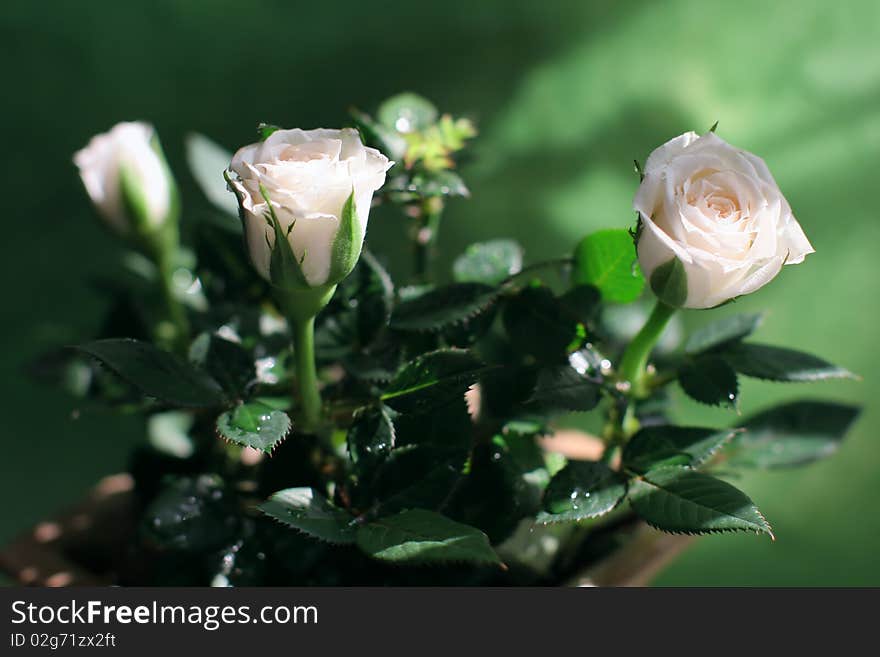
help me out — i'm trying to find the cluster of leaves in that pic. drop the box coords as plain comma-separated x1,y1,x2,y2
44,94,861,584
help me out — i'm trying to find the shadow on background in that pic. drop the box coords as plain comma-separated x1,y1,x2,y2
1,0,877,585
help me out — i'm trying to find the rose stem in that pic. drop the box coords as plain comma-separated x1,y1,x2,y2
154,244,190,354
600,300,675,463
291,315,322,431
617,300,676,401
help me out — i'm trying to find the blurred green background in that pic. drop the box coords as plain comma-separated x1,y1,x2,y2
2,0,877,585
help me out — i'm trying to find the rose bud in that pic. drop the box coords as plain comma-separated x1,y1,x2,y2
633,131,814,309
74,122,177,242
226,128,392,300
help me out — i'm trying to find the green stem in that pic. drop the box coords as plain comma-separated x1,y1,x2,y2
154,248,190,354
617,300,676,399
275,284,335,432
291,315,322,432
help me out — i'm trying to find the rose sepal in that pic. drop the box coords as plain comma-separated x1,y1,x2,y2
257,184,314,293
327,190,362,285
648,257,688,308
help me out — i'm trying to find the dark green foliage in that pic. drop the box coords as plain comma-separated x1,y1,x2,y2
355,509,499,565
558,284,602,324
381,348,484,413
528,364,602,413
719,343,854,382
502,285,582,362
628,467,773,537
316,250,394,358
189,332,256,397
446,439,542,543
76,339,227,408
622,425,737,473
259,488,356,544
370,444,467,515
678,355,739,407
539,461,627,523
347,404,396,472
685,313,764,354
140,474,240,552
390,282,498,332
726,400,861,468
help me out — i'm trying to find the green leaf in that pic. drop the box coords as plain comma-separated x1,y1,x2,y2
453,239,524,285
726,400,861,468
390,282,498,332
189,332,255,396
538,461,626,523
371,445,467,514
381,349,484,413
502,285,580,362
572,229,645,303
317,249,394,356
393,396,473,451
678,355,739,407
185,133,240,218
528,364,601,413
628,466,773,537
216,401,291,454
623,425,738,474
559,285,602,324
259,487,356,544
377,92,438,133
649,257,688,307
354,251,395,343
441,303,498,347
445,441,541,543
347,405,396,471
355,509,499,565
721,343,854,382
140,475,237,553
76,339,227,408
685,313,764,354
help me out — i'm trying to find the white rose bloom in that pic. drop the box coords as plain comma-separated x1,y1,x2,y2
228,128,392,288
633,131,814,309
74,121,172,235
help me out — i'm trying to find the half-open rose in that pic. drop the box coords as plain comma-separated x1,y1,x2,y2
227,128,392,290
633,131,813,309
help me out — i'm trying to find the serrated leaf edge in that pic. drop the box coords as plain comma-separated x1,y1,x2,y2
215,408,292,456
628,469,774,540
